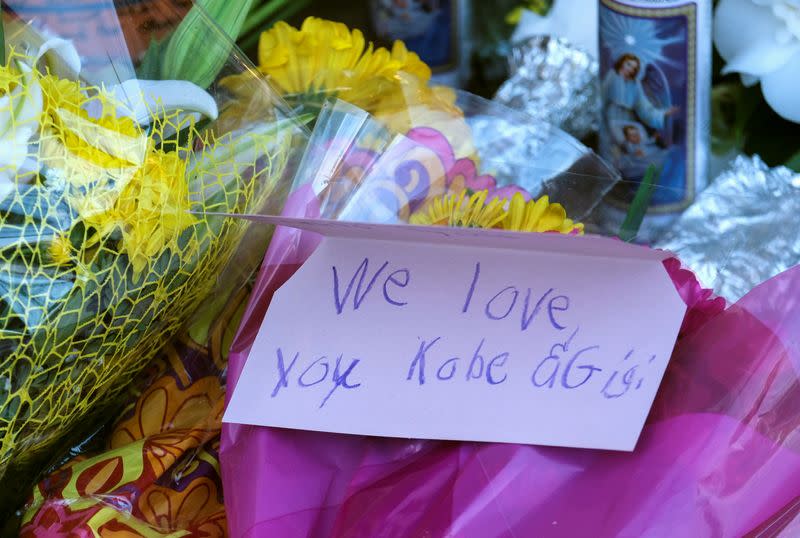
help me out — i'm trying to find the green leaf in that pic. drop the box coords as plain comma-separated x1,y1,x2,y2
619,165,659,243
137,39,163,80
240,0,308,37
787,150,800,172
161,0,257,88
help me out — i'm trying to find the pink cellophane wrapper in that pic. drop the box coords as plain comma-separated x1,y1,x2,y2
221,184,800,536
220,101,799,536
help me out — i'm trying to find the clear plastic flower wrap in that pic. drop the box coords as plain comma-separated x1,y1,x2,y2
0,0,307,517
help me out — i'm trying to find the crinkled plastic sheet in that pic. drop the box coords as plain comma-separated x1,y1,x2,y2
0,0,307,523
18,285,247,535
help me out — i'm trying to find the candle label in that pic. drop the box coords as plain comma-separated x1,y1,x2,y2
599,0,708,214
369,0,459,74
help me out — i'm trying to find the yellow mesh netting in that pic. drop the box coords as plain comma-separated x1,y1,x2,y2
0,50,291,486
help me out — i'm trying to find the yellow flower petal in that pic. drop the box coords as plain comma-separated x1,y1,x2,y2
413,190,584,236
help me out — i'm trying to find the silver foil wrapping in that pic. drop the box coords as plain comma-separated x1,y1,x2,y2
657,155,800,302
494,36,599,140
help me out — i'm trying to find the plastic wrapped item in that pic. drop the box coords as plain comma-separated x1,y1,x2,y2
284,97,619,227
18,281,251,535
0,0,306,518
222,263,800,536
220,98,800,536
218,100,730,536
227,16,464,137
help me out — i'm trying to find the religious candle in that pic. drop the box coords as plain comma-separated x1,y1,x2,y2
597,0,712,241
368,0,471,87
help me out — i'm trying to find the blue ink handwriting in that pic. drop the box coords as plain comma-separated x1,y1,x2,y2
271,347,362,408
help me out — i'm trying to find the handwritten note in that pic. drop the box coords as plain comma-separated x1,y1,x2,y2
224,219,686,451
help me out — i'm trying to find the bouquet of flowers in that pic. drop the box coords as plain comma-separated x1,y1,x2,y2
219,96,800,538
18,13,800,537
0,2,305,514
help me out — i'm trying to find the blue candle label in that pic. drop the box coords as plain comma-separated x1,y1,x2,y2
599,0,710,213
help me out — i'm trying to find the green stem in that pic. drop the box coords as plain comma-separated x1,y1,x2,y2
619,164,659,243
787,150,800,173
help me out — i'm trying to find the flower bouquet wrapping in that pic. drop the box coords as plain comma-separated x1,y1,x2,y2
216,95,670,534
220,85,800,536
0,1,307,515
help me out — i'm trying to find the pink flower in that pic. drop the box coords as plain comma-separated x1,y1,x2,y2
663,257,727,338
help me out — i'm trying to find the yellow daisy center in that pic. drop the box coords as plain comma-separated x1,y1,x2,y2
411,190,584,235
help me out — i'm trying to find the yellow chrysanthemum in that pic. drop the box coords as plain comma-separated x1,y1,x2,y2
410,190,584,235
39,74,84,115
48,233,74,266
502,193,584,234
80,149,196,274
410,190,508,228
38,75,144,176
257,17,431,102
218,17,477,159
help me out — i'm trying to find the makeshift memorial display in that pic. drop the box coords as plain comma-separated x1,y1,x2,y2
0,0,306,518
597,0,712,240
658,155,800,302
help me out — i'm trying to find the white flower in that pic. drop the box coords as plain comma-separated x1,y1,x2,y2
512,0,599,58
0,36,82,187
86,79,219,126
714,0,800,122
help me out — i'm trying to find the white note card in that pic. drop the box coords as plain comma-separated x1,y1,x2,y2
224,219,686,451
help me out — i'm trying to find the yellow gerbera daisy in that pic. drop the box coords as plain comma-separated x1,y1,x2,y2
257,17,430,103
410,190,508,229
220,17,475,159
502,192,584,234
410,190,583,235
